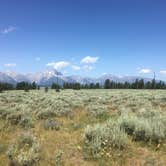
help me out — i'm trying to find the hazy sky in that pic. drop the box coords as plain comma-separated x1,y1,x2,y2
0,0,166,80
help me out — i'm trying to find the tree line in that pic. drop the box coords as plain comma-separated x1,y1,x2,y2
62,82,100,90
103,79,166,89
56,79,166,90
0,81,39,92
0,79,166,92
0,82,14,92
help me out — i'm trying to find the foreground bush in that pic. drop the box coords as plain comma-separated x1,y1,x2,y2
119,114,166,143
84,120,128,157
6,112,35,128
6,112,22,125
7,133,40,166
44,119,60,130
19,115,35,128
0,109,12,119
84,111,166,158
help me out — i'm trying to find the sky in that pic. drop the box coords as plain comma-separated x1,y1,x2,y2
0,0,166,80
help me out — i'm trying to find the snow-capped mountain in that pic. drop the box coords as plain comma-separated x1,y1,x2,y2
5,71,30,82
0,69,158,86
96,74,121,84
97,74,153,84
26,69,62,84
65,75,96,84
0,72,16,84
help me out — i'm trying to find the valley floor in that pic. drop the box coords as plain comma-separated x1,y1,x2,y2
0,89,166,166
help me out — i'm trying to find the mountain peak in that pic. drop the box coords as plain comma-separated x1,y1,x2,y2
44,69,62,76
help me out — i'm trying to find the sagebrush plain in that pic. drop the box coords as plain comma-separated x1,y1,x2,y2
0,89,166,166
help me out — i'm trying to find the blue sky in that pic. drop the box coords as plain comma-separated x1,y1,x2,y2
0,0,166,80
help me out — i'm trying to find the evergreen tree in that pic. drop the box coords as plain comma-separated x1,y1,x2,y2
84,84,89,89
51,83,60,89
124,82,130,89
151,79,156,89
32,81,37,89
145,81,152,89
89,83,95,89
104,79,110,89
95,83,100,89
0,82,14,91
0,86,3,93
138,79,144,89
73,83,80,90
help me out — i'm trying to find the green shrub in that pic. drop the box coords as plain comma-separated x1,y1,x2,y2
119,114,166,144
6,112,22,125
133,120,151,142
0,109,11,119
84,120,128,157
55,150,64,166
7,133,40,166
86,104,110,121
37,110,57,119
144,118,165,143
136,108,160,118
105,120,129,149
19,115,35,128
119,115,138,135
44,119,60,130
70,122,81,130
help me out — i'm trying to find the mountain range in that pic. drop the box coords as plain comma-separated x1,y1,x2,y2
0,69,156,86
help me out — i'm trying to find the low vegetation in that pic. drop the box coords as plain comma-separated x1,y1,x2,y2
84,121,128,158
0,89,166,165
43,119,61,130
7,132,40,166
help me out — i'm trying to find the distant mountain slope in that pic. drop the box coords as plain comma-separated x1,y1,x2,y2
66,75,96,84
0,69,158,86
26,69,62,85
5,71,30,82
97,74,154,84
0,72,16,84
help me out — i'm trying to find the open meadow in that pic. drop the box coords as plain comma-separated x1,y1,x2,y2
0,89,166,166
